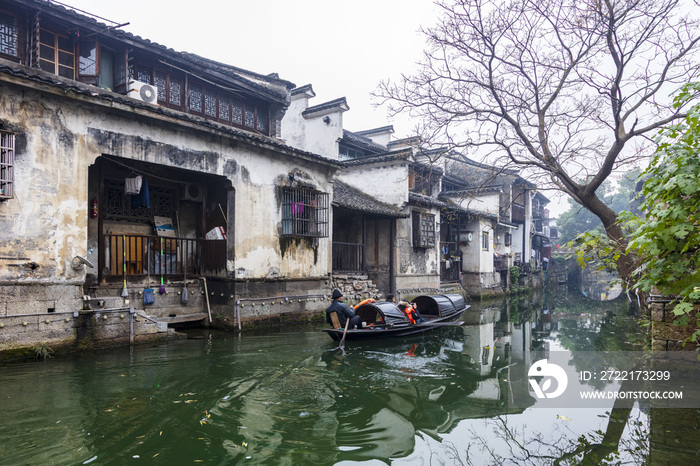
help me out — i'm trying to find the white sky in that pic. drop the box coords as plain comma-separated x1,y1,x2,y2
57,0,571,215
58,0,437,136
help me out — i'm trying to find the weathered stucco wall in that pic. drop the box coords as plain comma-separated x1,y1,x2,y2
0,75,337,352
280,93,344,160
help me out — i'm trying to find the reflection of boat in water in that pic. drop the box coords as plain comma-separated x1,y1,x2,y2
323,294,469,342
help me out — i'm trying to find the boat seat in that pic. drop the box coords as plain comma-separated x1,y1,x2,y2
329,311,341,329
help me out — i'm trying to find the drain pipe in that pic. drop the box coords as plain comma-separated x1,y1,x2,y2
200,277,213,323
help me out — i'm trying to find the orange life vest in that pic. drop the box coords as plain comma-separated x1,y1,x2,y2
402,307,417,324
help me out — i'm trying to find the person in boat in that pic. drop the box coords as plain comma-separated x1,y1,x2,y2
386,293,396,303
326,289,363,329
397,301,423,324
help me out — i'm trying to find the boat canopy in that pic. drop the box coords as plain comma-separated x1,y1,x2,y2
355,294,467,325
410,294,466,317
355,302,407,326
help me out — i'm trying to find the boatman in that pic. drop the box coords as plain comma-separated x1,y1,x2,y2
326,289,363,329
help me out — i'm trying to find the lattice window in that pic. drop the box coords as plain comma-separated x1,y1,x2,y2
169,76,182,107
281,187,329,238
0,130,15,199
0,13,18,57
136,67,151,84
189,84,202,114
154,70,167,103
232,101,243,125
244,106,255,129
412,211,436,248
219,98,230,123
505,232,512,247
103,179,174,223
204,89,217,117
482,231,490,251
256,106,268,133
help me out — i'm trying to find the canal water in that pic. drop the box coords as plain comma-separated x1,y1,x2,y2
1,288,697,465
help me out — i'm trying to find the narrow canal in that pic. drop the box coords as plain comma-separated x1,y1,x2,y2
1,288,697,465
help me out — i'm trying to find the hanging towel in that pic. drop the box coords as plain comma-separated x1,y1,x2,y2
125,175,142,195
131,176,150,208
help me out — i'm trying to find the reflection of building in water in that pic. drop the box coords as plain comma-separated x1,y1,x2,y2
581,267,623,301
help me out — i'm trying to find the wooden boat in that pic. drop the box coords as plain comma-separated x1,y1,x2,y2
324,294,469,342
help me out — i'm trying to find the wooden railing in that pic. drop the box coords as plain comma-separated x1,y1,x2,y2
332,242,364,273
104,234,226,278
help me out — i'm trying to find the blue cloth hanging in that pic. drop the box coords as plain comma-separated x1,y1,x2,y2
131,176,150,209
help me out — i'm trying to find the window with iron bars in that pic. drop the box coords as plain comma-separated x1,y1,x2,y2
412,211,436,248
281,187,329,238
0,130,15,200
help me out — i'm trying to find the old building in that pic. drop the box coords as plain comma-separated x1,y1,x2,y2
282,87,464,300
0,0,340,353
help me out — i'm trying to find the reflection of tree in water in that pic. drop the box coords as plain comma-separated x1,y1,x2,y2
456,402,648,465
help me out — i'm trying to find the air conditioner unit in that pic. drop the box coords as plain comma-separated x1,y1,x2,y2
127,80,158,104
458,232,474,242
182,183,204,202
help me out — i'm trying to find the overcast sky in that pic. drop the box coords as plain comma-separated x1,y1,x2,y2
57,0,570,215
58,0,437,135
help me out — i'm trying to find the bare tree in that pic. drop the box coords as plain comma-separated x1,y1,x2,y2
377,0,700,283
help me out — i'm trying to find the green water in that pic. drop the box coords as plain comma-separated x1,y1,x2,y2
0,289,697,465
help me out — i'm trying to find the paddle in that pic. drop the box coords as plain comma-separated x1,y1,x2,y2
338,317,350,351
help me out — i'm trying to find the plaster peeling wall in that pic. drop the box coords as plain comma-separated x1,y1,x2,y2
0,80,334,293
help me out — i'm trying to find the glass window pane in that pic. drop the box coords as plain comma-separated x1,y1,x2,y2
39,44,54,61
58,65,74,79
39,60,54,73
79,41,96,75
99,48,114,89
57,36,73,52
58,50,74,67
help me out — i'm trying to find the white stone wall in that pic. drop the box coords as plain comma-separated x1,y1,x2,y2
280,94,344,160
338,163,409,207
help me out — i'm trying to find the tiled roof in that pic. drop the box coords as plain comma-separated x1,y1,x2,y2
341,130,388,154
0,61,340,168
333,181,407,218
23,0,294,101
302,97,349,117
409,192,448,208
436,194,500,220
341,149,413,167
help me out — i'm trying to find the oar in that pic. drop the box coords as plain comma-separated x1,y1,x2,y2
338,317,350,351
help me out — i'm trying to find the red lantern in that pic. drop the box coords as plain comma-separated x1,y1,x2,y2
91,198,98,218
